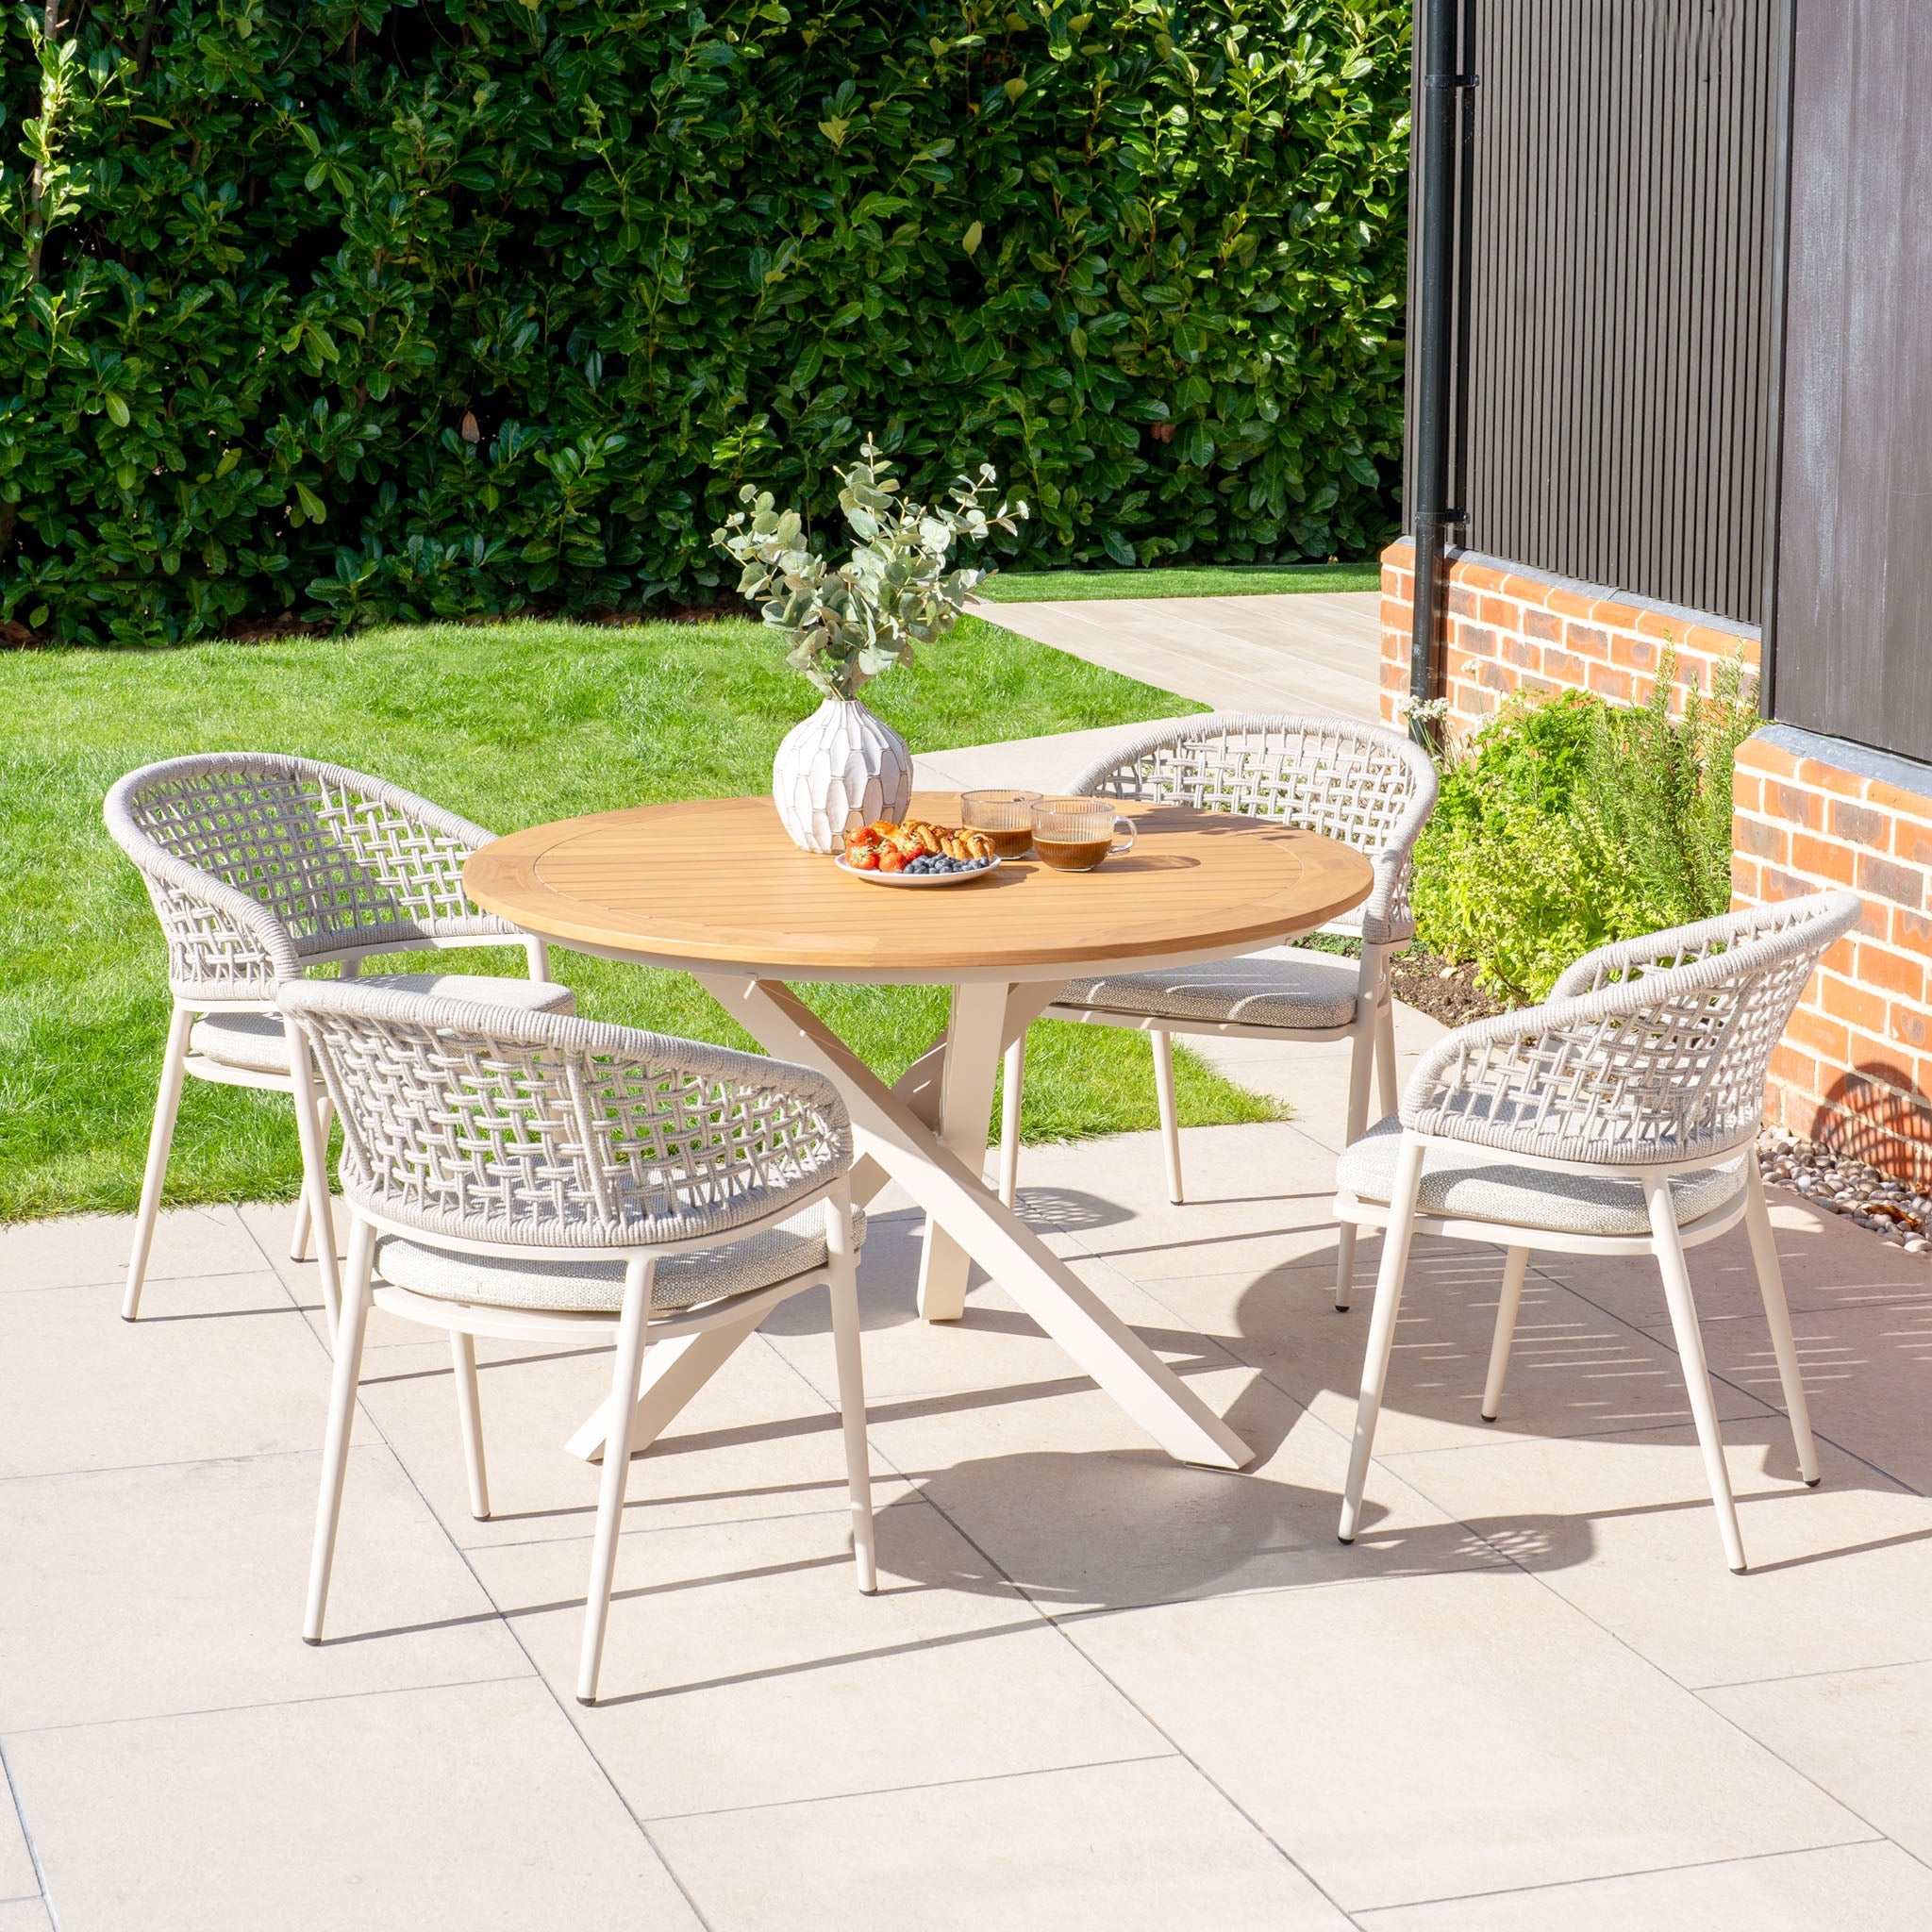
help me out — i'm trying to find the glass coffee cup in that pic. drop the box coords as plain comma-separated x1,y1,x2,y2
1030,800,1137,872
960,789,1042,858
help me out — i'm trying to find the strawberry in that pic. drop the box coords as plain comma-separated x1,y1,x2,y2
877,848,906,874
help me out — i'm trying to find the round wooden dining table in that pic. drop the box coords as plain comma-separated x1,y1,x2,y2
465,791,1373,1472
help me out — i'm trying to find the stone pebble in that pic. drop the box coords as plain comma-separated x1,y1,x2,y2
1757,1127,1932,1254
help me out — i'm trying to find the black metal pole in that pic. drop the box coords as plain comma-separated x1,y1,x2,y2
1409,0,1463,725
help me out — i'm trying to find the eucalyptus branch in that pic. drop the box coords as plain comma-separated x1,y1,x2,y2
713,437,1028,701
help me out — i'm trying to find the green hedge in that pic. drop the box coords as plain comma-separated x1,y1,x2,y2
0,0,1409,645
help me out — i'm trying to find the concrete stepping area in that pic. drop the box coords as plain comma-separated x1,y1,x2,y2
969,589,1384,723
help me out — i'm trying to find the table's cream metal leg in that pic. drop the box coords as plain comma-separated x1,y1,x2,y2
916,982,1012,1323
700,973,1252,1472
563,1312,767,1463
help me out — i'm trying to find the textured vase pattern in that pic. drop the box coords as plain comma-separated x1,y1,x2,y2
771,697,914,853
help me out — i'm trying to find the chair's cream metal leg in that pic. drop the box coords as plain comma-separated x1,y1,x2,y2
1375,988,1400,1119
825,1183,876,1592
1742,1152,1821,1486
1334,1001,1380,1314
289,1095,333,1262
525,936,553,981
1150,1028,1185,1204
284,1019,343,1341
578,1258,654,1706
1646,1175,1748,1573
916,980,1011,1323
305,1216,375,1644
998,1034,1026,1208
1481,1246,1530,1422
451,1330,491,1520
1340,1135,1425,1542
125,1004,193,1322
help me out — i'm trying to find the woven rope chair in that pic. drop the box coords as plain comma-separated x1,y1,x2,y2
997,713,1437,1302
104,753,574,1324
1333,889,1862,1574
280,980,876,1707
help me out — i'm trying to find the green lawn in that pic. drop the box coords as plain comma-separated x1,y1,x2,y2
0,614,1284,1223
975,561,1382,602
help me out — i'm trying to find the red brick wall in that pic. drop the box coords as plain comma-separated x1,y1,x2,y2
1732,734,1932,1183
1379,537,1761,739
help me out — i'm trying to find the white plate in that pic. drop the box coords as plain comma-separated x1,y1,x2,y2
834,855,1002,888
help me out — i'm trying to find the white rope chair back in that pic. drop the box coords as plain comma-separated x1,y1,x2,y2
1066,713,1439,942
280,980,853,1250
105,752,509,1001
1404,890,1862,1167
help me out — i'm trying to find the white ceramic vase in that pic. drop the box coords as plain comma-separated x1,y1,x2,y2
771,696,913,853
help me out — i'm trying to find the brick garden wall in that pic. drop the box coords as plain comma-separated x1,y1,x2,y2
1378,537,1760,740
1732,728,1932,1184
1381,537,1932,1180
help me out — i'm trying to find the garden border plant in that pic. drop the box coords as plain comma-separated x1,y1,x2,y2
1,0,1409,646
1407,648,1759,1003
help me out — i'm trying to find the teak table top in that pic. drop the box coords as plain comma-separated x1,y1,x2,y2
464,791,1374,984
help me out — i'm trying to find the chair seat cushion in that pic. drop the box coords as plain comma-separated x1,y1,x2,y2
1336,1117,1746,1238
374,1207,868,1315
1057,948,1359,1032
190,974,577,1076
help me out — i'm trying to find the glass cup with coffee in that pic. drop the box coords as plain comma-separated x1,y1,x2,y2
1030,800,1137,872
960,789,1043,859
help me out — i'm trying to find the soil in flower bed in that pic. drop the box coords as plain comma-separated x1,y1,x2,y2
1390,947,1514,1028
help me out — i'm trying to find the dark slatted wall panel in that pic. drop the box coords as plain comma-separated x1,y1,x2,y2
1774,0,1932,762
1457,1,1786,625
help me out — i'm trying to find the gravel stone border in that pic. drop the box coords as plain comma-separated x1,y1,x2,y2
1758,1127,1932,1253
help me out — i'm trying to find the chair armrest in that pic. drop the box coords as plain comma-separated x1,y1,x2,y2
282,983,854,1248
131,847,304,1001
1548,907,1763,999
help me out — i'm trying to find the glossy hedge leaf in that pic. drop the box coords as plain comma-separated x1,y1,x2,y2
0,0,1409,644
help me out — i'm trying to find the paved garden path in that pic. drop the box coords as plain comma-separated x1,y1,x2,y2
970,589,1384,722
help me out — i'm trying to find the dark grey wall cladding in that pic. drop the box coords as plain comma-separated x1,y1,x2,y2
1774,0,1932,766
1452,0,1785,626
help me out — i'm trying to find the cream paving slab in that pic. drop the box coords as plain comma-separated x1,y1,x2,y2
1540,1197,1932,1329
1139,1245,1779,1460
873,1375,1499,1616
0,1445,528,1730
1706,1659,1932,1866
970,594,1383,721
7,1678,698,1931
1636,1295,1932,1491
1010,1122,1350,1283
0,1202,261,1294
1381,1425,1932,1686
1065,1567,1865,1911
356,1307,909,1548
470,1492,1169,1818
0,1902,49,1932
0,1785,35,1905
1352,1839,1924,1930
0,1273,364,1478
910,721,1177,794
651,1755,1354,1931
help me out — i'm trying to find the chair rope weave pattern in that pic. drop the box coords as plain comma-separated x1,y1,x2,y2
1401,891,1861,1167
281,982,853,1249
105,753,509,1002
1066,713,1438,943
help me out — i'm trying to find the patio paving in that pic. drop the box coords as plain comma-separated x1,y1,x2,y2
968,589,1384,723
4,1001,1932,1927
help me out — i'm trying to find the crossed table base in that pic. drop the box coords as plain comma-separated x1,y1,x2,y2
462,792,1374,1480
561,971,1253,1471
